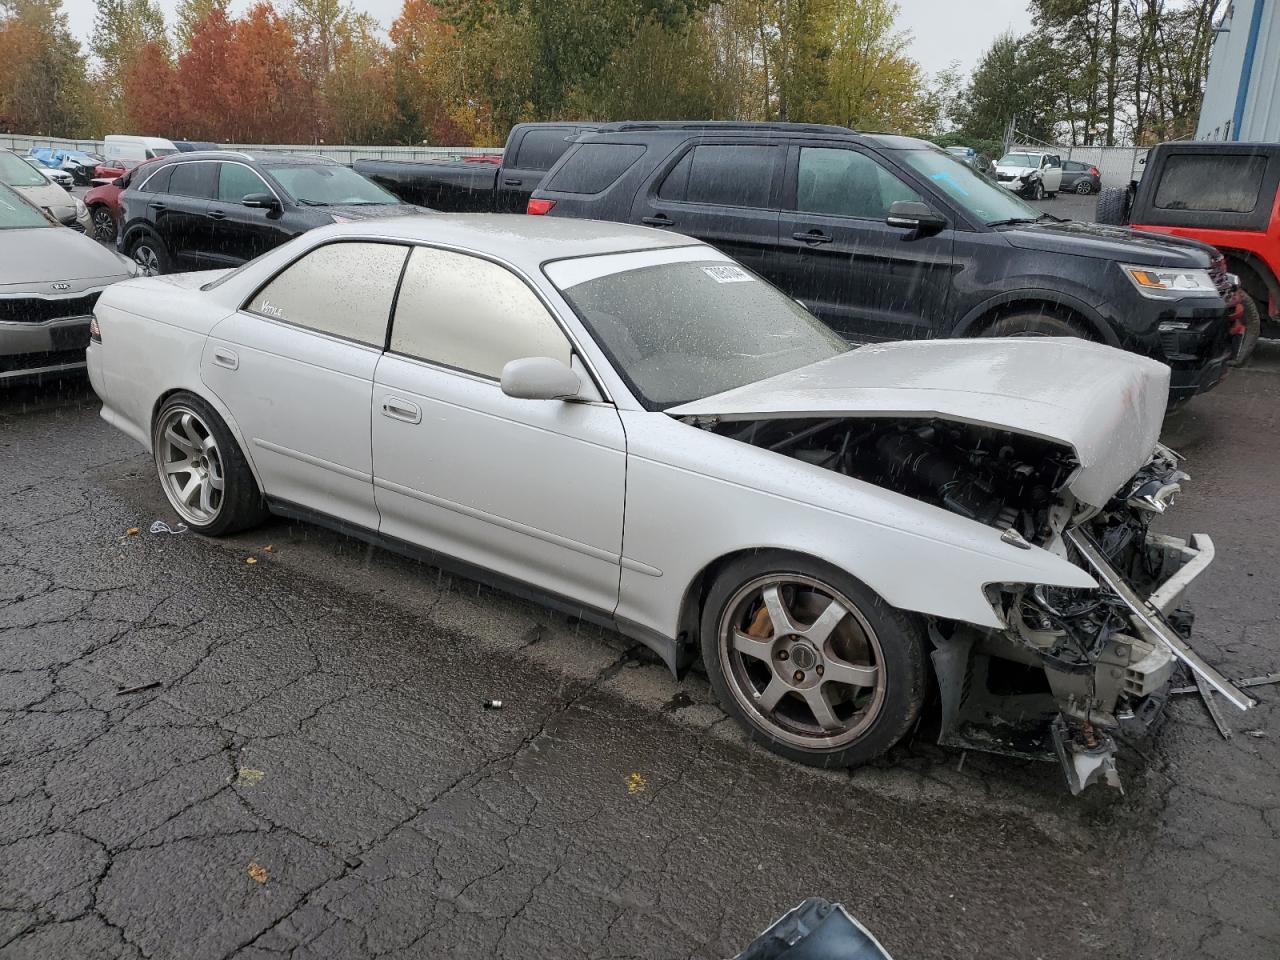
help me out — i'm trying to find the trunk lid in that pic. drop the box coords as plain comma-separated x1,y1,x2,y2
666,338,1170,508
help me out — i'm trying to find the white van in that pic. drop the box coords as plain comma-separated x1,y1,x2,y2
103,135,179,164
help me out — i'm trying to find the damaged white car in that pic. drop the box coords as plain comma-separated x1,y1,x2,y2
85,216,1250,793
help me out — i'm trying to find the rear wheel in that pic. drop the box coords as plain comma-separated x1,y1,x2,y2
128,232,170,276
1075,179,1094,195
1095,186,1131,225
700,552,927,769
152,393,268,536
1232,292,1262,367
981,311,1087,338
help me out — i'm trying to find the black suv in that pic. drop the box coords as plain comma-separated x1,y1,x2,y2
117,151,426,275
531,124,1236,402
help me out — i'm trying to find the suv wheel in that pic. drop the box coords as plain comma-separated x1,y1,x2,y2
700,552,926,769
1232,293,1262,367
90,206,117,243
129,233,170,276
982,312,1086,338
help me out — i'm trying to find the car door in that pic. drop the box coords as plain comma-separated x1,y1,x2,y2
371,245,626,614
207,161,291,266
158,160,219,270
1042,155,1063,193
631,140,784,282
201,240,410,530
775,143,955,342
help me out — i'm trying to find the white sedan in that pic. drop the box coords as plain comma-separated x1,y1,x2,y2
87,216,1246,792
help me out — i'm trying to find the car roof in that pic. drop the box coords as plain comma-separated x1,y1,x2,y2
317,214,698,267
576,126,935,150
154,150,342,165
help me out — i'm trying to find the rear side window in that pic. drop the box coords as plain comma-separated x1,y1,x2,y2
137,164,173,193
514,128,577,171
391,247,571,379
247,241,409,346
544,143,645,195
1154,154,1268,213
168,162,217,199
658,145,776,208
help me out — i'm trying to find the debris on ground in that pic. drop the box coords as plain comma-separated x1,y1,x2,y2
245,557,258,565
125,526,139,536
482,698,504,710
1196,673,1233,739
235,768,265,787
1244,730,1269,739
262,544,274,552
626,772,646,795
115,681,161,696
149,520,189,535
247,862,268,884
1171,671,1280,695
733,897,893,959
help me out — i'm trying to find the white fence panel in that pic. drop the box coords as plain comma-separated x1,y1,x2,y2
1011,142,1148,187
0,133,501,163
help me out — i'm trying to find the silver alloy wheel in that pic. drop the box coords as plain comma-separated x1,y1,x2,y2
717,574,886,750
1075,180,1093,195
154,405,225,526
133,243,160,276
92,207,116,242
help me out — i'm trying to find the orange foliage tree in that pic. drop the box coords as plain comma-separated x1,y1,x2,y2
121,40,181,135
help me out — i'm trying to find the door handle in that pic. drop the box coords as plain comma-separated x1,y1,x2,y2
381,397,422,424
148,202,166,210
212,348,238,370
503,178,523,186
642,214,674,227
206,209,226,220
792,230,833,245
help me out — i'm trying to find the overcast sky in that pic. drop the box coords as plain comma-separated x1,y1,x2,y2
59,0,1033,78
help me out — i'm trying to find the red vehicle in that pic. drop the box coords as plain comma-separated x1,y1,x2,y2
1097,141,1280,364
92,158,141,182
83,158,156,243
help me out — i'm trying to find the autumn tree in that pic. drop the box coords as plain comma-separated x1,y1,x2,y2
818,0,928,130
121,40,180,134
0,0,95,135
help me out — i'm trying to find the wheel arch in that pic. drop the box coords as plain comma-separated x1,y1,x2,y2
953,291,1119,345
150,385,266,492
1219,248,1279,314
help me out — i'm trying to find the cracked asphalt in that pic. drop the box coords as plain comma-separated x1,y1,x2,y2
2,343,1279,960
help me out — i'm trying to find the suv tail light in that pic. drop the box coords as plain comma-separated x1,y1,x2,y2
89,315,101,343
527,198,555,215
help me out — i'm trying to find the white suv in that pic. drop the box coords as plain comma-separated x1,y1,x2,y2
994,151,1063,199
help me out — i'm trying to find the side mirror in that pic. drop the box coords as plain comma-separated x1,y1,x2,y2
242,192,281,211
885,200,946,234
500,356,583,401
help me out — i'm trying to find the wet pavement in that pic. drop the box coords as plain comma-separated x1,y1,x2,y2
1,344,1278,959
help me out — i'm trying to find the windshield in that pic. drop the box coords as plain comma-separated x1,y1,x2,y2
998,153,1039,167
264,164,399,206
900,148,1039,226
0,184,51,228
546,249,849,410
0,151,52,188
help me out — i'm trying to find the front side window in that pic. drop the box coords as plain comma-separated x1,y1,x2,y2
263,163,398,206
391,247,570,379
247,241,409,346
659,144,776,208
219,163,270,203
169,162,217,199
795,147,921,219
1154,154,1268,213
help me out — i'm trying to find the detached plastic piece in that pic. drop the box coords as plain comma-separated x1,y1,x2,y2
1051,715,1123,795
734,898,893,960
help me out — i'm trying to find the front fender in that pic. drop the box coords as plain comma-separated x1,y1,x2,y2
952,288,1119,345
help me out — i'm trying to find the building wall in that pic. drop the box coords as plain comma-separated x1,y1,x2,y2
1198,0,1280,141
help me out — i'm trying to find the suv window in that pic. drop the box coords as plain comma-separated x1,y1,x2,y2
544,143,646,194
1154,154,1268,213
391,247,571,379
168,161,217,200
219,163,269,203
515,128,578,172
136,164,172,193
795,147,921,219
659,144,776,208
247,241,409,346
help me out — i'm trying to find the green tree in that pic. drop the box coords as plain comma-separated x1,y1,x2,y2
818,0,927,131
174,0,227,51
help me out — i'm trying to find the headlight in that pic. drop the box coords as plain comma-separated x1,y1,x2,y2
75,198,88,217
1122,264,1217,300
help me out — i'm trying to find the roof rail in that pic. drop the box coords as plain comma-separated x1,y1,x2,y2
609,121,857,135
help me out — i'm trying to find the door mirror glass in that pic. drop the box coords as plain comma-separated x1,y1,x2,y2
242,192,280,210
885,200,945,232
500,357,583,401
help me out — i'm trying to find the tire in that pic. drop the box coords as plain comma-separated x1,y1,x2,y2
128,232,171,276
1075,179,1094,195
1047,190,1057,199
1030,180,1044,201
981,311,1087,338
90,205,117,244
699,551,927,769
1232,292,1262,367
152,393,268,536
1095,186,1131,225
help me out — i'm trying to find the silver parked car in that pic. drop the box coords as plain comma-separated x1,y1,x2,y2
85,215,1246,793
0,183,136,383
0,149,91,232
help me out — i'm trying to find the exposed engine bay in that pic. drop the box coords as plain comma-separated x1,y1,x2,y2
698,414,1246,794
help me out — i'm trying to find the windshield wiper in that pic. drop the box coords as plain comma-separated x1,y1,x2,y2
295,198,329,207
985,217,1039,227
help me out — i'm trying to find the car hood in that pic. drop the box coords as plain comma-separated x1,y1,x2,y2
1000,219,1216,267
995,164,1035,177
323,203,429,220
12,181,77,218
0,227,135,289
666,338,1170,508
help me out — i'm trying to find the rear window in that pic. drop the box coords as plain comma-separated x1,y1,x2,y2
136,164,172,193
658,144,776,208
514,128,578,171
544,143,645,195
1154,154,1268,213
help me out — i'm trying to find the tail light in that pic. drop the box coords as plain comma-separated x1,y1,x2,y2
89,315,101,343
526,198,555,215
1090,166,1100,176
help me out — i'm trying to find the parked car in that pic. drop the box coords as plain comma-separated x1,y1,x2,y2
1096,140,1280,364
83,158,160,243
354,122,605,212
1060,159,1101,195
0,148,91,232
103,134,178,165
94,158,140,182
0,181,135,383
530,124,1236,403
994,150,1064,199
86,214,1244,793
117,150,427,274
27,148,103,185
23,154,73,190
173,140,220,152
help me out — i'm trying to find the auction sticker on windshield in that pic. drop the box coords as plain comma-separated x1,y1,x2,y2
703,264,755,283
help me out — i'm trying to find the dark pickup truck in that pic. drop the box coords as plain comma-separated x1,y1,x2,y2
530,122,1238,403
353,122,603,213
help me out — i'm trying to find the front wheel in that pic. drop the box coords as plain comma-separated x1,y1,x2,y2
90,206,117,243
700,553,927,769
1029,180,1045,201
152,393,268,536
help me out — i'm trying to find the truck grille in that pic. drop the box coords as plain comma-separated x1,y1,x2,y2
0,292,100,325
